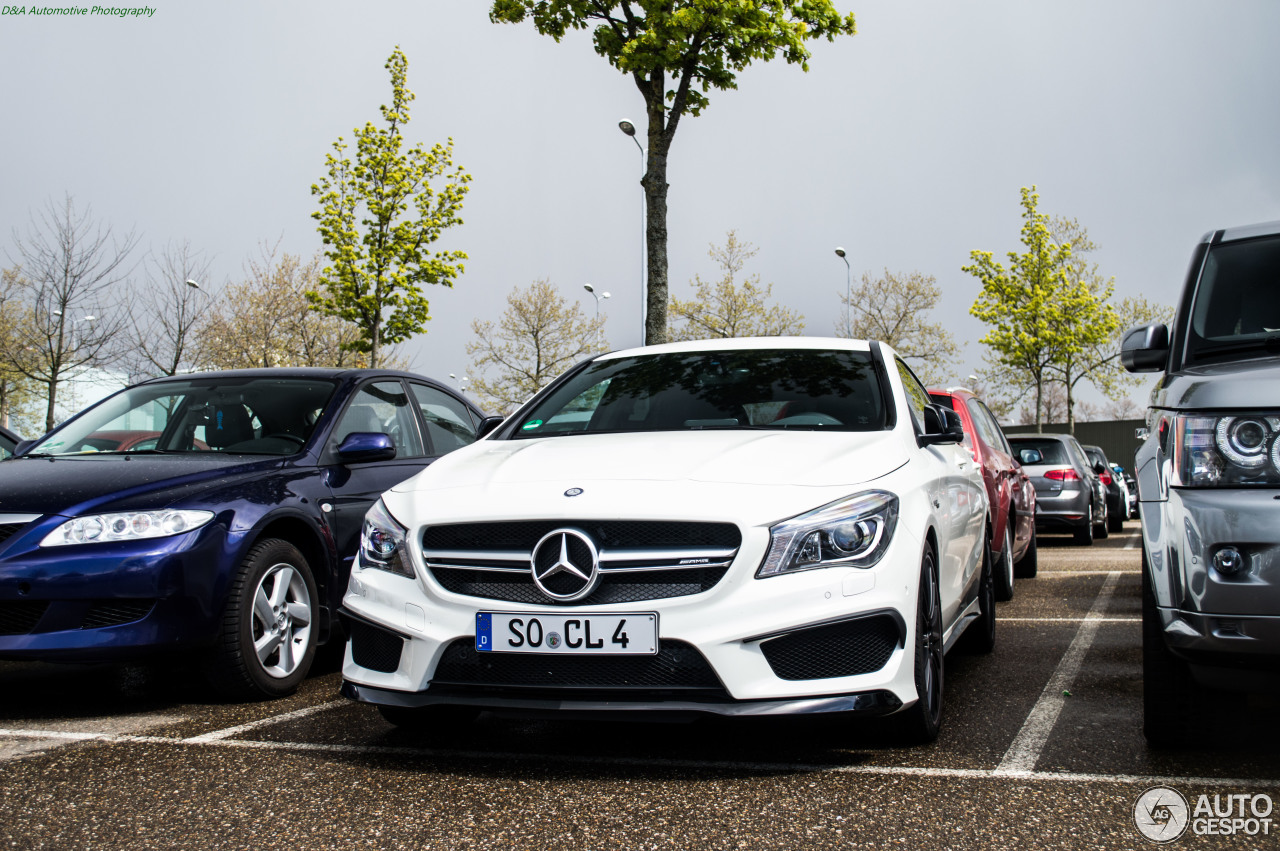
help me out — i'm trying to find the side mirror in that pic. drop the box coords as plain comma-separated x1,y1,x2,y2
919,405,964,447
476,415,505,439
1018,448,1043,465
1093,461,1107,475
1120,323,1170,373
336,432,396,463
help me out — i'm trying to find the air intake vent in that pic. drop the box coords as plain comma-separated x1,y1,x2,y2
80,600,156,630
0,601,49,635
349,619,404,674
760,614,901,680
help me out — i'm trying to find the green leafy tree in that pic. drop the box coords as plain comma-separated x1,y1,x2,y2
467,279,606,414
310,46,471,367
964,186,1100,432
669,231,804,342
491,1,855,345
840,269,959,387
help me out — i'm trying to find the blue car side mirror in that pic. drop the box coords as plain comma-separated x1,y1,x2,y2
337,432,396,463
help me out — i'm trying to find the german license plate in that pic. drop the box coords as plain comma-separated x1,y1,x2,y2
475,612,658,655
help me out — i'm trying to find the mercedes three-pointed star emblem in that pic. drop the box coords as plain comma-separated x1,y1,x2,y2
530,528,600,602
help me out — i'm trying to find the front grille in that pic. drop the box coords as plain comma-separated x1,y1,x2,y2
432,638,724,691
423,520,741,606
349,619,404,673
79,599,156,630
0,523,25,546
0,601,49,635
760,614,901,680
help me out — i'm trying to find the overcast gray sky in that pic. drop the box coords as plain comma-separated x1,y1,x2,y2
2,0,1278,410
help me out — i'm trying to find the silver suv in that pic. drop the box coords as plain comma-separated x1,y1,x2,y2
1122,219,1280,746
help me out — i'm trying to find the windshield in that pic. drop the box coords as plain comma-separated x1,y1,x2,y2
510,348,887,438
1186,234,1280,365
29,377,339,457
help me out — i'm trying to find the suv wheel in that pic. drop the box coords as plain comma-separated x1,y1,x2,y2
1142,554,1201,747
993,524,1015,602
1073,505,1095,546
204,539,318,700
894,548,945,743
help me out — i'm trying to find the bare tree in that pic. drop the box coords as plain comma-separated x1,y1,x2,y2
669,232,805,342
841,269,960,387
125,240,216,378
2,195,137,431
467,279,605,414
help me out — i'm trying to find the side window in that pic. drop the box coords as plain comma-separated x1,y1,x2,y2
965,399,1001,449
977,401,1014,455
333,381,425,459
408,383,477,455
895,358,931,432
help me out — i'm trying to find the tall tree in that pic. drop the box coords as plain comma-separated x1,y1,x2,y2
0,269,39,431
124,240,216,378
2,195,137,431
467,279,606,414
964,186,1091,432
840,268,959,387
491,1,856,345
310,46,471,367
199,247,373,370
668,231,804,342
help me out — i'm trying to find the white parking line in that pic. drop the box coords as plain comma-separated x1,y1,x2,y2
1,726,1276,788
994,571,1122,777
182,700,348,744
997,617,1138,623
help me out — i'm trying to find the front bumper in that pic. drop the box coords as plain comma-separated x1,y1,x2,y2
340,526,926,716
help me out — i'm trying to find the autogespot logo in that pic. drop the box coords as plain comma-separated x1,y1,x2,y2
1134,787,1190,843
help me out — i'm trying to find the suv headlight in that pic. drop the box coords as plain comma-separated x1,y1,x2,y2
40,509,215,547
1174,414,1280,487
358,499,414,578
757,491,898,578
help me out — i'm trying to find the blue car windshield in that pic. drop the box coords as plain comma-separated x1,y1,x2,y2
29,377,339,456
510,348,887,438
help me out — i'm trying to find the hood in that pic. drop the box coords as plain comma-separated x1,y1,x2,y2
1159,357,1280,410
386,430,910,528
0,454,283,518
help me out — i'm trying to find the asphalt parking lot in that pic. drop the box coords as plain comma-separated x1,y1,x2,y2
2,521,1277,850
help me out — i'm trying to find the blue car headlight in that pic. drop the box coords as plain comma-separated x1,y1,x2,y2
359,499,414,578
757,491,899,578
40,509,215,547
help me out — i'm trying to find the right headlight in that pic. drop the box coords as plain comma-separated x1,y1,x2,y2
1173,413,1280,487
757,491,898,578
358,499,414,578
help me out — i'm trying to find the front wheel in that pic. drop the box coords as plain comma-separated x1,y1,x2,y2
204,539,318,700
894,548,945,743
959,532,996,655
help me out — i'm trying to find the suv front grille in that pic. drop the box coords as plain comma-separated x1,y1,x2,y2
423,520,741,606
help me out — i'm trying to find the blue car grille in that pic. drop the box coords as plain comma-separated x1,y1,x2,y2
0,601,49,635
79,600,157,630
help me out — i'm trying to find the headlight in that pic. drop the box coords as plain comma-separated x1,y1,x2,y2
40,509,215,547
359,499,414,578
757,491,898,578
1174,414,1280,486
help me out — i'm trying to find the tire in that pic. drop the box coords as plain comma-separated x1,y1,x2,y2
1073,504,1095,546
1108,503,1125,533
894,548,945,743
959,532,996,655
204,539,318,700
993,524,1015,602
378,704,480,729
1014,531,1038,578
1094,500,1109,539
1142,554,1200,748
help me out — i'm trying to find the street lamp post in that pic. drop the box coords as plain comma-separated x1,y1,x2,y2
834,247,851,338
583,284,611,351
618,119,646,346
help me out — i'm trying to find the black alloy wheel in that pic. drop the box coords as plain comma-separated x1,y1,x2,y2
960,531,996,655
895,547,945,743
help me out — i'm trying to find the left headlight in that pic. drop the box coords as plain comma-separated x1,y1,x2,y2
1173,413,1280,487
40,509,215,547
358,499,414,578
757,491,899,578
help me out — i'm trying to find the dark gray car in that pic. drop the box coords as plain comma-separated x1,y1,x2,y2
1007,433,1109,545
1122,218,1280,745
1082,444,1128,533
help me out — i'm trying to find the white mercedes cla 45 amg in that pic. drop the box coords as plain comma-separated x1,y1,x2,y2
340,338,993,742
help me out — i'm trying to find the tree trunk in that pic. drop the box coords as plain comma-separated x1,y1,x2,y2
642,95,670,346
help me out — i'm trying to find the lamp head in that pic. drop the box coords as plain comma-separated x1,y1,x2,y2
834,247,847,258
618,120,637,137
583,284,594,294
185,279,201,289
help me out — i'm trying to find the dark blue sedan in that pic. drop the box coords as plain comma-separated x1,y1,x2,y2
0,368,489,699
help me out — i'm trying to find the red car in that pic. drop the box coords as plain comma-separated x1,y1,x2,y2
929,387,1038,599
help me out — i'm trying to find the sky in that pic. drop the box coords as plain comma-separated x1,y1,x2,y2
2,0,1278,416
